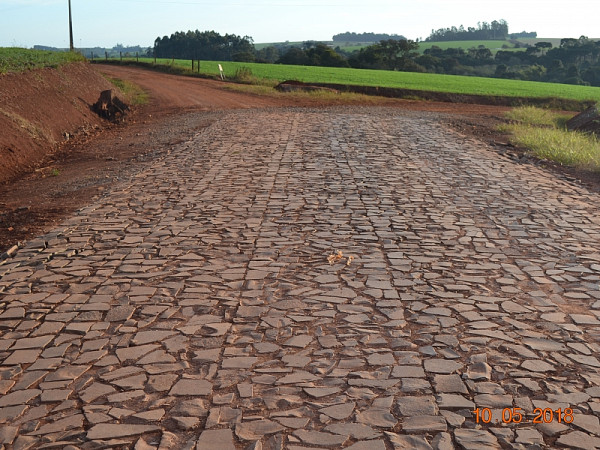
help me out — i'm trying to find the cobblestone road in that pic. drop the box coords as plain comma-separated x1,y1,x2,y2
1,108,600,449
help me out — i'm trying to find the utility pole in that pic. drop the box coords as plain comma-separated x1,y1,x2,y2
68,0,74,51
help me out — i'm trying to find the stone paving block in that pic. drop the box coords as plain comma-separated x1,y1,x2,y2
87,423,161,440
235,419,285,440
0,425,18,444
556,430,600,449
195,429,236,450
386,432,434,450
105,306,136,322
169,379,212,396
293,429,348,447
345,440,387,450
0,389,41,407
80,382,116,403
2,349,42,365
402,415,447,433
324,423,380,440
454,429,500,449
28,413,84,436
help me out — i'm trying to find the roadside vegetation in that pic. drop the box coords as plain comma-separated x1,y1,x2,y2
105,76,149,105
503,106,600,171
0,48,85,74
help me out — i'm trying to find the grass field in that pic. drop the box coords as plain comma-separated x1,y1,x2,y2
129,57,600,102
0,48,85,74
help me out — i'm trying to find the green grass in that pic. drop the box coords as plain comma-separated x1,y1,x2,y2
0,48,85,74
503,106,600,171
105,77,149,105
126,57,600,103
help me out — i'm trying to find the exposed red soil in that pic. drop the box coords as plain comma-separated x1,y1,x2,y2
0,64,596,254
0,62,116,184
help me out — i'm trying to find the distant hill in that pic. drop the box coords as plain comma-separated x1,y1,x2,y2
332,32,406,43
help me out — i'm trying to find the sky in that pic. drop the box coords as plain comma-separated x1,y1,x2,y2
0,0,598,49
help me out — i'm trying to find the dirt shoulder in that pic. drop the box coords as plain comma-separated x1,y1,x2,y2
0,64,592,254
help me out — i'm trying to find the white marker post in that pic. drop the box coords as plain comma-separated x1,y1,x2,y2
218,64,224,80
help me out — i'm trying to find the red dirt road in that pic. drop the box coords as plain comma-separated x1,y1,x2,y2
96,64,285,112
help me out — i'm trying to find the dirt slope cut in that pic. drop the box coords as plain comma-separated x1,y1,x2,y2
0,62,117,183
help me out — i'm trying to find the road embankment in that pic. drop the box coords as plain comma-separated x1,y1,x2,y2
0,62,118,183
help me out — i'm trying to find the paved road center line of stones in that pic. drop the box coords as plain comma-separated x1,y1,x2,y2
1,108,600,449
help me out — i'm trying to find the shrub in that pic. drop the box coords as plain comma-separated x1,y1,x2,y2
233,67,254,83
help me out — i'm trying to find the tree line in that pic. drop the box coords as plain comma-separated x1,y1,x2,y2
426,20,509,41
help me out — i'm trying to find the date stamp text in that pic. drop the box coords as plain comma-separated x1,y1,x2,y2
472,407,574,425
